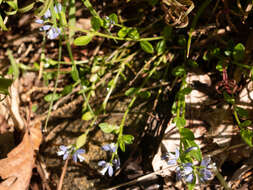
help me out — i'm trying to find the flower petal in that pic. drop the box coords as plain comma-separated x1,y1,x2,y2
35,19,44,24
43,9,51,19
77,154,85,162
98,160,106,167
108,165,114,177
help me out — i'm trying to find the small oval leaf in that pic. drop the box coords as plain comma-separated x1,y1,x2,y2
140,41,154,54
74,35,93,46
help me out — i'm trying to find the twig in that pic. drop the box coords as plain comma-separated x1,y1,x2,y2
104,166,173,190
57,157,70,190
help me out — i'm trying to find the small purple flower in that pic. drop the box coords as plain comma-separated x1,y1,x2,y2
43,3,62,20
162,148,180,165
43,9,51,19
176,163,194,183
98,160,114,176
198,157,214,183
47,26,61,39
35,3,62,40
40,24,51,31
72,148,85,162
54,3,62,13
35,19,44,24
182,163,194,183
57,145,70,160
102,143,117,153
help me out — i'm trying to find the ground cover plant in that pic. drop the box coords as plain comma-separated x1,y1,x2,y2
0,0,253,189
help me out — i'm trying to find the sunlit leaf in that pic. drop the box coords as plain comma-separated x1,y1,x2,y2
140,41,154,54
74,34,93,46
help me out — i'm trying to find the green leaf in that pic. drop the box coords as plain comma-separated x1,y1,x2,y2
138,91,151,99
180,128,194,140
18,2,35,13
184,140,202,161
171,102,177,115
128,28,139,40
7,49,19,80
122,134,134,144
216,60,224,72
82,111,94,121
0,78,12,95
6,1,18,10
140,41,154,54
210,47,221,57
125,87,139,96
75,133,87,149
109,13,118,24
223,92,235,104
38,0,53,17
99,123,119,133
44,93,61,102
74,34,93,46
0,14,7,30
233,43,245,61
240,128,253,146
176,117,186,128
91,16,102,31
172,66,186,76
71,65,79,81
61,85,73,96
156,40,166,55
118,27,130,38
240,120,252,128
119,138,126,152
235,106,248,117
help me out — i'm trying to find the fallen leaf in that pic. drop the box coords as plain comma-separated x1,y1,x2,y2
0,122,42,190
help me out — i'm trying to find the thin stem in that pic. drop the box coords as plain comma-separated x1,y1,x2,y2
72,26,164,41
57,157,70,190
44,37,62,132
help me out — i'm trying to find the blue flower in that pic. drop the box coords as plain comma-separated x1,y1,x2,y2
198,157,214,183
57,145,86,163
47,26,61,39
35,3,62,40
98,160,114,176
176,163,194,183
54,3,62,14
162,148,179,165
57,145,70,160
102,143,117,153
35,19,44,24
72,148,85,163
43,9,51,19
43,3,62,20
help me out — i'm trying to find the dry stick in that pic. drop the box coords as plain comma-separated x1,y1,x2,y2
104,166,173,190
57,157,70,190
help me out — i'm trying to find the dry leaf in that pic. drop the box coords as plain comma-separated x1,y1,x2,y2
7,79,25,131
0,122,42,190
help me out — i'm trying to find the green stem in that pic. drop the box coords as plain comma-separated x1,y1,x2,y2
72,26,164,41
44,37,62,132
